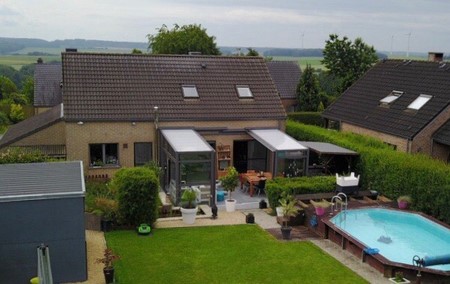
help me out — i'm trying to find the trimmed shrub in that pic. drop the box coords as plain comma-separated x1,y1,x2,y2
286,120,450,222
265,176,335,209
287,112,325,127
112,167,159,226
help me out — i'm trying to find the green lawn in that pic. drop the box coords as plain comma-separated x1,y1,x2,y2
106,225,367,283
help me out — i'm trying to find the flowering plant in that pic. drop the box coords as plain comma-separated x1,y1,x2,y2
96,248,120,269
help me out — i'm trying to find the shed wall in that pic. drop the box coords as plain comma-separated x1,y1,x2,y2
0,197,87,283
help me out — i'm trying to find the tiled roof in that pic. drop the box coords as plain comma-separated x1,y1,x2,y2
0,104,63,148
322,60,450,139
62,53,286,122
266,61,301,99
433,120,450,146
34,62,62,107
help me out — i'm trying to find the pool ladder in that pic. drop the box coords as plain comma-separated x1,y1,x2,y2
331,192,348,214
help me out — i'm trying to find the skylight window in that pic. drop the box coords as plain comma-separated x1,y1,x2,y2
182,85,199,98
407,94,432,110
380,90,403,104
236,85,253,98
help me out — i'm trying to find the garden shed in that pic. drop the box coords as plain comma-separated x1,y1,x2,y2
0,161,87,283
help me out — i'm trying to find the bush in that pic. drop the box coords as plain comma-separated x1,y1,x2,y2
112,167,159,226
85,181,116,214
265,176,335,209
0,147,53,164
286,120,450,222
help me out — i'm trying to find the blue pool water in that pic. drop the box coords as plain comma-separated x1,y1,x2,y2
330,208,450,271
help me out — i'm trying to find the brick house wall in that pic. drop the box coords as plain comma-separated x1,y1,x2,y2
66,119,284,176
34,107,52,115
281,99,297,113
411,105,450,156
12,122,66,146
341,122,409,152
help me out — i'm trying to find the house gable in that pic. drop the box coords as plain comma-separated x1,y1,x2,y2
323,59,450,140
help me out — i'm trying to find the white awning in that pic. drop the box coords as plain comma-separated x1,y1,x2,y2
248,129,308,152
161,129,214,153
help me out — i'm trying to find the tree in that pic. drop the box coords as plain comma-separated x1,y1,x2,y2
246,48,259,56
296,65,321,111
0,76,18,99
322,34,378,92
148,24,221,55
21,76,34,104
8,103,25,123
131,48,143,54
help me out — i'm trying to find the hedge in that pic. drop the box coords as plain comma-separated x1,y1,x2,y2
265,176,335,209
286,120,450,223
287,112,325,127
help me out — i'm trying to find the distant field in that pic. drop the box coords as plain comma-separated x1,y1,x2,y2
1,47,141,69
0,55,60,70
271,56,324,70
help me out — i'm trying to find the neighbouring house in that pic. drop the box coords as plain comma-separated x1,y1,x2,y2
0,52,308,204
0,161,87,283
322,56,450,163
266,60,301,112
33,59,62,115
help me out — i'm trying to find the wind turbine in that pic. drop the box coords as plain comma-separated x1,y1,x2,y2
301,33,304,49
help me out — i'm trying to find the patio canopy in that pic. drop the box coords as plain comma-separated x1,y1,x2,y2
298,141,358,156
248,129,308,152
160,129,214,153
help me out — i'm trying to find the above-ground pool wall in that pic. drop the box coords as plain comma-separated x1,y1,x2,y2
0,197,87,283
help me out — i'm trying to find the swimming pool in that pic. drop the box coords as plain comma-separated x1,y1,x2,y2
330,208,450,271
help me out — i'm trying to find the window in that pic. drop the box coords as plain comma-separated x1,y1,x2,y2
134,142,152,166
407,94,432,110
89,143,118,167
182,85,199,98
236,85,253,98
380,90,403,105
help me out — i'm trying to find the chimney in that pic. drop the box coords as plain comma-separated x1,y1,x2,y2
65,48,78,52
37,58,43,64
428,52,444,62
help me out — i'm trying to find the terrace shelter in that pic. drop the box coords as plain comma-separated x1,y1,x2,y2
298,141,359,174
159,129,215,205
248,129,309,177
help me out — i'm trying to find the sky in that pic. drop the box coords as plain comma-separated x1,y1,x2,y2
1,0,450,53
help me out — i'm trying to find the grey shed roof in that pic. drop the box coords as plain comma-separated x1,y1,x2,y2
266,61,301,99
298,141,358,156
34,62,63,107
433,120,450,146
0,161,85,202
62,52,286,122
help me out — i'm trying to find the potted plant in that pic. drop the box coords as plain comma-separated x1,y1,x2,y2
311,200,330,216
96,248,120,284
180,188,198,224
389,271,410,283
219,166,239,212
94,197,118,232
397,195,412,209
279,195,298,240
